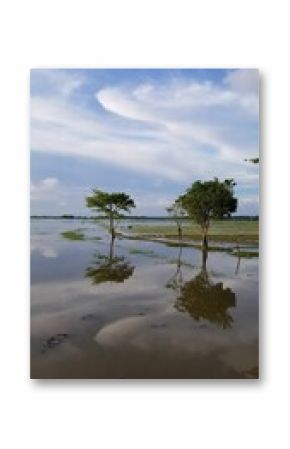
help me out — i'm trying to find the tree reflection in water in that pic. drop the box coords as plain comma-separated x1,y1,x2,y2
85,239,135,285
171,248,236,329
165,246,183,291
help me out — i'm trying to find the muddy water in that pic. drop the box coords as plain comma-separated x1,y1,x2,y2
31,219,259,379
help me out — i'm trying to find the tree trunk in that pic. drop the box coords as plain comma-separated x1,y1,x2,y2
109,235,114,260
201,247,208,272
201,231,208,250
109,212,115,241
178,224,182,240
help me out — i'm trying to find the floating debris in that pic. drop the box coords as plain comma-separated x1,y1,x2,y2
41,333,68,353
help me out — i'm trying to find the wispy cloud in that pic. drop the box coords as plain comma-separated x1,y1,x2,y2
31,69,84,97
30,69,259,214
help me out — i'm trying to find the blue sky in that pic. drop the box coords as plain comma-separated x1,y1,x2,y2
31,68,259,216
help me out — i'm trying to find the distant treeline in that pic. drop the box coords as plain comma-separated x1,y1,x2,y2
30,214,259,221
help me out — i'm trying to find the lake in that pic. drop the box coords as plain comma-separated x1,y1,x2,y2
31,219,259,379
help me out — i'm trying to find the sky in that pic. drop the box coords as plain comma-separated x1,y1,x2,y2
30,68,259,216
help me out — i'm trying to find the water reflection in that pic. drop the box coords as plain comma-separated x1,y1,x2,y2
172,249,236,329
85,239,135,285
166,246,183,290
31,220,259,378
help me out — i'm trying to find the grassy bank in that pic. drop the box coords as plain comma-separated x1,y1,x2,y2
125,220,259,244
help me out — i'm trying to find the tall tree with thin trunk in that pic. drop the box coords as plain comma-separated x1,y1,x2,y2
166,199,186,240
179,178,237,249
86,189,135,240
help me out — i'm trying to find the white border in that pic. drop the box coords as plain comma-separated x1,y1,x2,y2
1,1,289,448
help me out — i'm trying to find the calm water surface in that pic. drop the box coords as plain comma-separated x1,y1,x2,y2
31,219,259,379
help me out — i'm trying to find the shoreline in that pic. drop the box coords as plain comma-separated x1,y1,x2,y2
118,233,259,257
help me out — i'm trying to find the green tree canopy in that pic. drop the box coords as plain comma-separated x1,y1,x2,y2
179,178,237,248
86,189,135,239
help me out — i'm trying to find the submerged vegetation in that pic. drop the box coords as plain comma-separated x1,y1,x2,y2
129,248,156,255
231,249,259,258
59,222,258,258
61,230,85,240
128,247,166,259
61,230,102,241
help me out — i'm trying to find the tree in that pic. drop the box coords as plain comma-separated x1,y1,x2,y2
179,178,237,249
86,190,135,240
166,199,186,240
244,157,259,164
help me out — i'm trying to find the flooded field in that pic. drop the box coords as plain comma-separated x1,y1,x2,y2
31,219,259,379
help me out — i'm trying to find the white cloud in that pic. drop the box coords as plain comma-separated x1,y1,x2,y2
224,69,259,94
237,195,259,215
31,69,84,97
31,70,259,197
40,177,58,189
97,76,258,121
95,74,259,182
131,192,174,215
31,177,59,200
